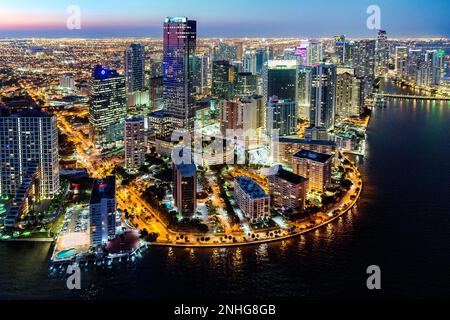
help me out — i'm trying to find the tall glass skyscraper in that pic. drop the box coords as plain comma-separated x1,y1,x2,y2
89,65,127,150
310,63,337,130
163,17,197,130
265,60,298,103
125,43,146,93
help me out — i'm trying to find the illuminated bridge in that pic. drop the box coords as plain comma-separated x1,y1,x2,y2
376,93,450,102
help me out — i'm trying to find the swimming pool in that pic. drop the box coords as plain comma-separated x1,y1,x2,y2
56,248,77,260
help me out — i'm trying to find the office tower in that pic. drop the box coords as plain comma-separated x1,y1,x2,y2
307,41,323,66
163,17,197,130
59,73,75,90
268,165,308,212
148,110,171,140
297,66,312,120
336,67,362,117
243,50,257,74
234,72,258,96
173,160,197,217
0,109,59,199
266,96,297,137
256,47,270,75
234,176,270,223
310,63,337,130
125,43,146,93
89,65,127,150
212,60,235,100
212,42,237,62
265,60,298,102
375,30,389,76
292,149,332,193
240,95,265,148
90,176,117,245
395,46,408,79
353,40,376,100
190,54,209,96
124,117,146,170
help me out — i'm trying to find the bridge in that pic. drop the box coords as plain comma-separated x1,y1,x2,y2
376,93,450,102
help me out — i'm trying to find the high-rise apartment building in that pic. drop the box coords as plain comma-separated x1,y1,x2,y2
310,63,337,130
90,176,117,245
0,109,59,199
124,117,147,170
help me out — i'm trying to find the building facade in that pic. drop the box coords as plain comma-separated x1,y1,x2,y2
124,117,147,170
292,149,332,193
0,109,59,199
234,176,270,223
90,176,117,246
89,65,127,150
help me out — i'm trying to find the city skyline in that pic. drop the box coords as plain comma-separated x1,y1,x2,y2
0,0,449,38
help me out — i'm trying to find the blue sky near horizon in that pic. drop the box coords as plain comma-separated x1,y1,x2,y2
0,0,448,38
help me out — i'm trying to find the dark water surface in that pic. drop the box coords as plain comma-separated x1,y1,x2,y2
1,81,450,300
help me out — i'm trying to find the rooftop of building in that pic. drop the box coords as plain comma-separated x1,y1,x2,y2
148,110,168,118
271,167,308,185
92,65,122,80
293,149,333,163
277,136,337,147
125,116,145,123
90,176,116,204
235,176,268,199
268,96,295,104
175,162,196,177
0,107,53,118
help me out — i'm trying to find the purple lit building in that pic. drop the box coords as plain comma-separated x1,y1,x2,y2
163,17,197,130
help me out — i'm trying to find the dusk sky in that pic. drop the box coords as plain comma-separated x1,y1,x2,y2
0,0,448,38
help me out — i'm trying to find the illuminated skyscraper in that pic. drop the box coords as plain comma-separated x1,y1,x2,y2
266,96,297,137
212,60,235,100
395,46,408,79
307,41,323,66
163,17,197,130
310,63,336,130
90,176,117,245
297,66,312,120
336,67,362,117
265,60,298,103
125,43,146,93
89,65,127,150
0,109,60,199
243,50,257,75
124,117,146,170
375,30,389,76
173,160,197,217
353,40,376,100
